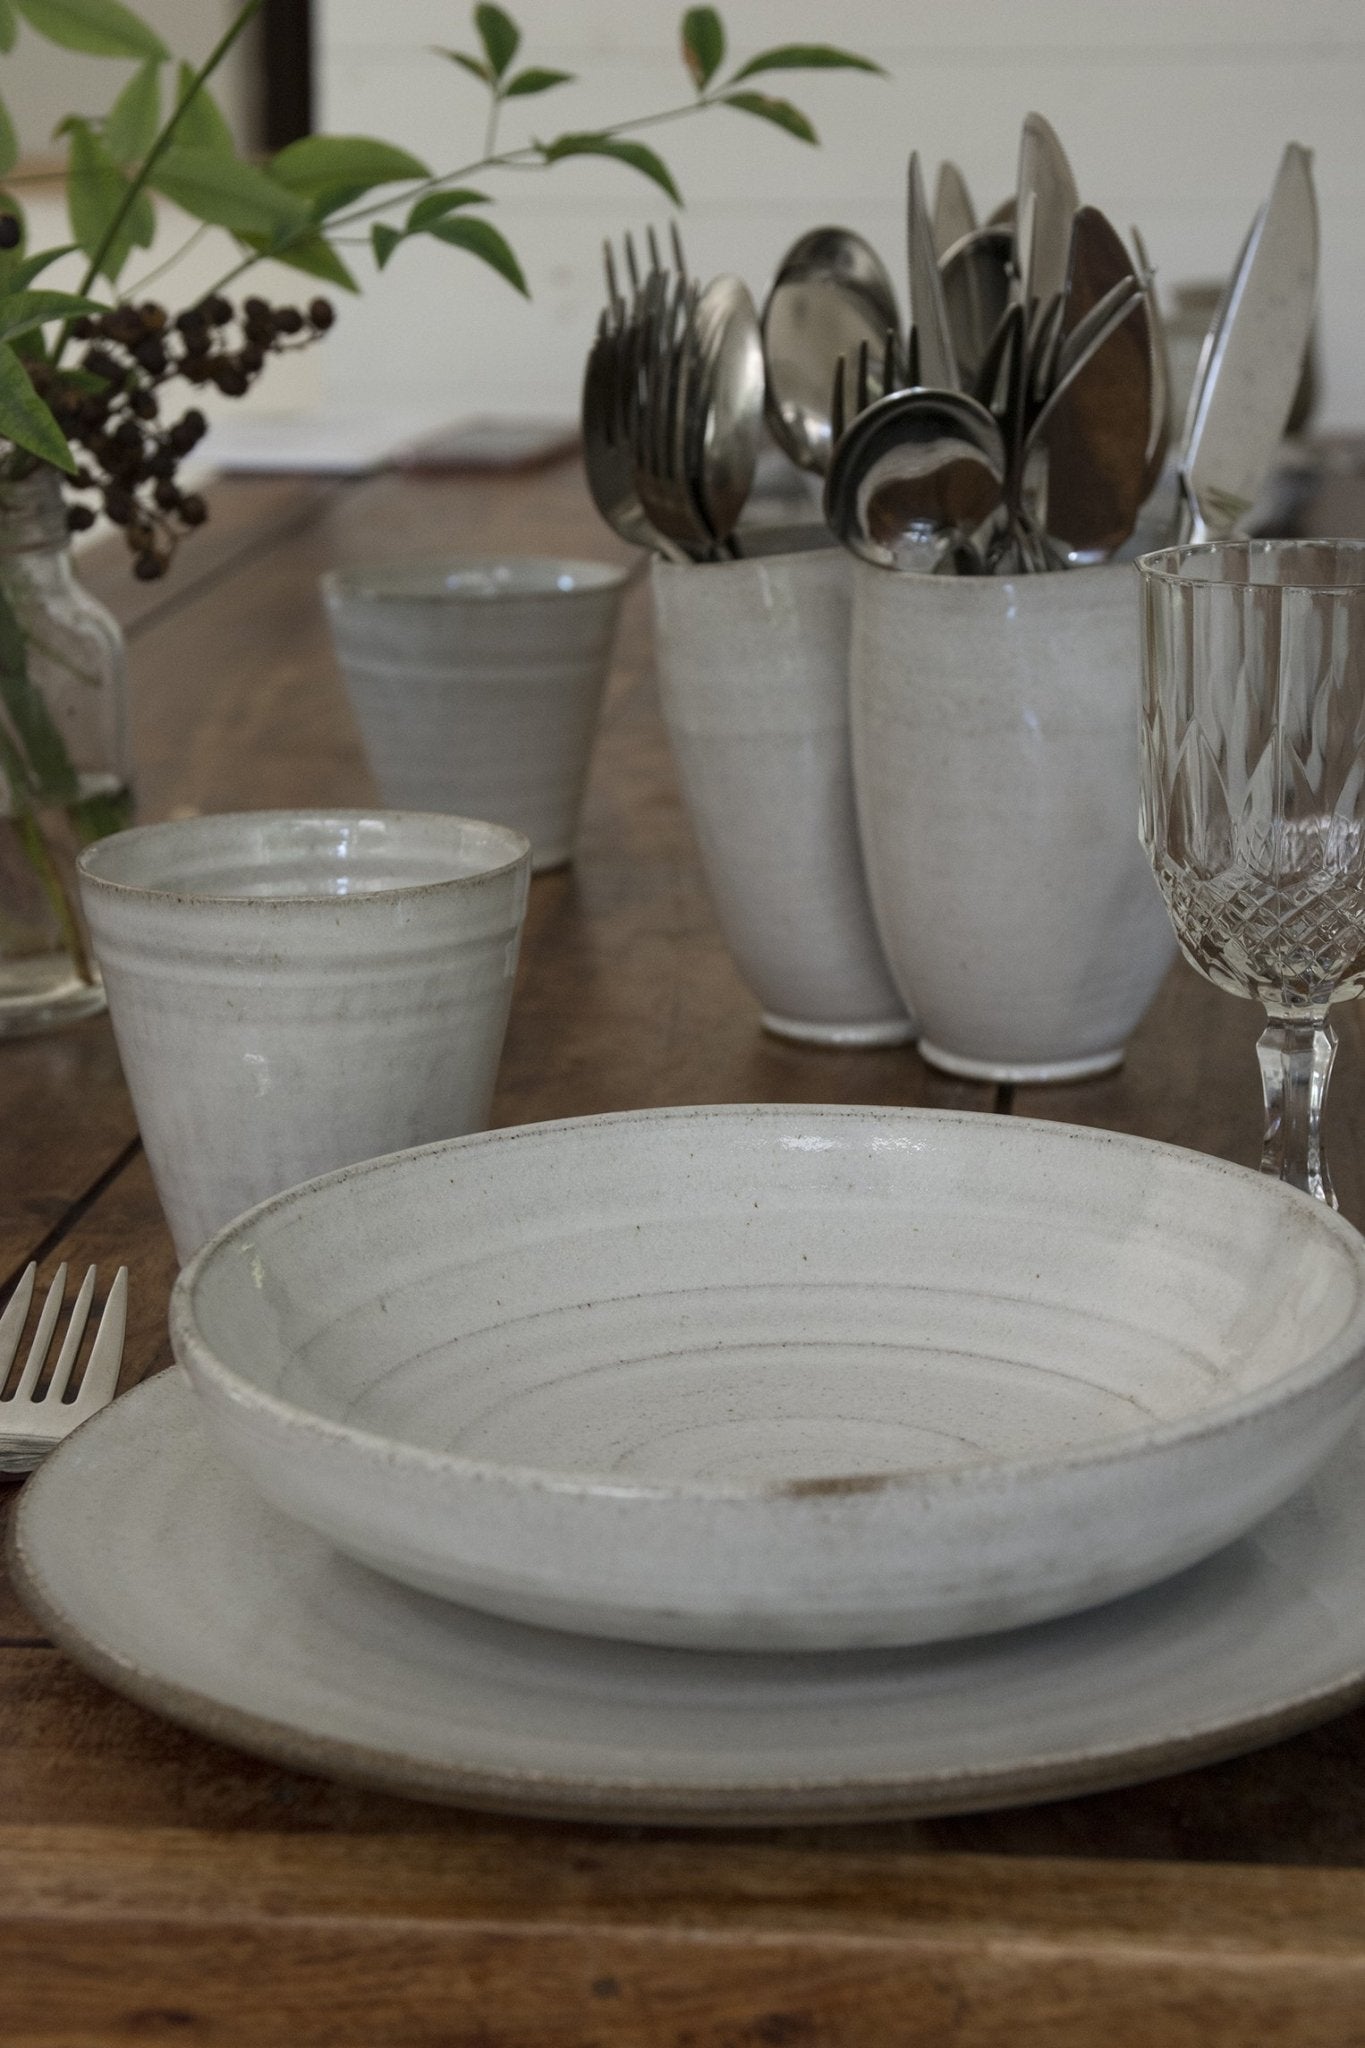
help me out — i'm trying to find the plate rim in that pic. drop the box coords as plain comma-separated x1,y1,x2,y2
12,1370,1365,1829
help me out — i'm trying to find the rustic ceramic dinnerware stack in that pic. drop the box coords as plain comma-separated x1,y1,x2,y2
17,1097,1360,1823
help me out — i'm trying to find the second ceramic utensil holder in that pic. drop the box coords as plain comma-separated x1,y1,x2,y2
849,558,1176,1082
652,548,910,1046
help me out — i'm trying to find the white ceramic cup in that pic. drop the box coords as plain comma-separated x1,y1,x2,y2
849,559,1177,1083
78,810,531,1260
323,557,628,873
652,549,911,1046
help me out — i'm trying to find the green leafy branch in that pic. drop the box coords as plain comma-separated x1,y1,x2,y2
0,0,883,470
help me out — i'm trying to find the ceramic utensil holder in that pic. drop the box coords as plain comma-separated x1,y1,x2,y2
849,558,1176,1081
324,558,628,873
78,810,531,1260
652,548,910,1046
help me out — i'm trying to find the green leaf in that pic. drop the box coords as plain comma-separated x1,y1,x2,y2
13,0,166,59
426,213,527,294
0,2,16,52
474,2,518,78
722,91,817,142
407,187,488,231
269,134,430,202
0,242,80,292
149,146,310,236
502,66,572,98
236,227,359,292
371,222,402,269
0,341,75,471
102,57,159,162
728,44,885,83
681,7,724,89
0,577,82,807
540,132,682,205
65,118,143,280
438,47,493,85
171,61,235,154
0,287,105,343
0,92,16,178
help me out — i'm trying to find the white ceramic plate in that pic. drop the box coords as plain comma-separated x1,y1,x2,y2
12,1370,1365,1827
170,1105,1365,1652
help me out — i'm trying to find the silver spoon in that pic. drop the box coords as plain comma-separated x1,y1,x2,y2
685,275,765,549
824,385,1006,572
761,226,900,475
939,224,1013,393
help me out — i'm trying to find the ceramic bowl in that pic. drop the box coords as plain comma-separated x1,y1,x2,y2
79,809,530,1260
323,557,628,872
171,1104,1365,1653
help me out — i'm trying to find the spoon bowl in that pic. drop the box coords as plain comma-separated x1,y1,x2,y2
762,227,900,475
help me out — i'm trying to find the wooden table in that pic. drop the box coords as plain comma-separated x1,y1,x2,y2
5,457,1365,2045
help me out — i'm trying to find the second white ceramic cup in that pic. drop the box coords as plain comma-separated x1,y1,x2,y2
323,558,628,872
78,810,531,1260
652,549,911,1046
850,559,1176,1083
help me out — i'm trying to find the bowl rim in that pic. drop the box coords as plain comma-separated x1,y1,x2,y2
320,555,631,605
170,1102,1365,1506
76,808,531,909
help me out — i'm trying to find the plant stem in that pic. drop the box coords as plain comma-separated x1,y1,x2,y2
197,94,724,296
55,0,266,357
13,806,93,984
122,220,212,302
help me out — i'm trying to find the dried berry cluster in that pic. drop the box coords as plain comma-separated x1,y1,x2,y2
28,292,335,580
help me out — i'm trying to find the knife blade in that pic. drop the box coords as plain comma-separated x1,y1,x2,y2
907,150,960,390
1179,142,1318,542
1016,112,1080,313
932,159,976,259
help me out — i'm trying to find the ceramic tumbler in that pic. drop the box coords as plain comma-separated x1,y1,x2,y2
849,559,1176,1082
78,810,531,1259
323,558,628,872
652,548,911,1046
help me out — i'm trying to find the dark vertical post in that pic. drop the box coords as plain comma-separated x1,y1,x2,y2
261,0,313,149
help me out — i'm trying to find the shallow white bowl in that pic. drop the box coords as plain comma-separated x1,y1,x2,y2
171,1105,1365,1652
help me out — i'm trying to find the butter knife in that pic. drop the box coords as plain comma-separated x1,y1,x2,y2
1178,143,1318,542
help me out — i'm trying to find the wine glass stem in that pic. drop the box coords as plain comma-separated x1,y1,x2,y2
1256,1012,1338,1207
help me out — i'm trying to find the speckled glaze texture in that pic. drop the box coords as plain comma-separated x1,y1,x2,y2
17,1370,1365,1825
78,810,530,1260
171,1103,1365,1652
323,558,627,872
849,559,1177,1082
652,551,911,1046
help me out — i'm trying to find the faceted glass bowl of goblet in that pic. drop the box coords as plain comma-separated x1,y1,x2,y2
1138,538,1365,1206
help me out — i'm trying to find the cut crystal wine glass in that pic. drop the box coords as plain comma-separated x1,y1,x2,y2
1138,538,1365,1207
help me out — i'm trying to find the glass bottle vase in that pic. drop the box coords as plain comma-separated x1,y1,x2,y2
0,465,133,1036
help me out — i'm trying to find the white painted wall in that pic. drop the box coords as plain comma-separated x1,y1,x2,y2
314,0,1365,432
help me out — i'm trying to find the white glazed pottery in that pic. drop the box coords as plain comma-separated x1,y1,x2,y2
16,1370,1365,1825
323,557,628,872
849,558,1177,1081
652,550,910,1046
78,810,530,1261
171,1103,1365,1652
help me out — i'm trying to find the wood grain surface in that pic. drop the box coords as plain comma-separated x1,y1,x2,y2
4,454,1365,2044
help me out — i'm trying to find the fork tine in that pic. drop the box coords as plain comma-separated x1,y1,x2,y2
603,239,622,325
855,338,871,417
0,1263,36,1383
45,1264,95,1405
670,220,687,283
646,224,662,277
72,1267,126,1414
11,1263,66,1403
623,231,640,297
830,355,846,446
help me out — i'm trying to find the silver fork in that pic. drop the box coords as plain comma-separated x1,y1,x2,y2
0,1262,128,1475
